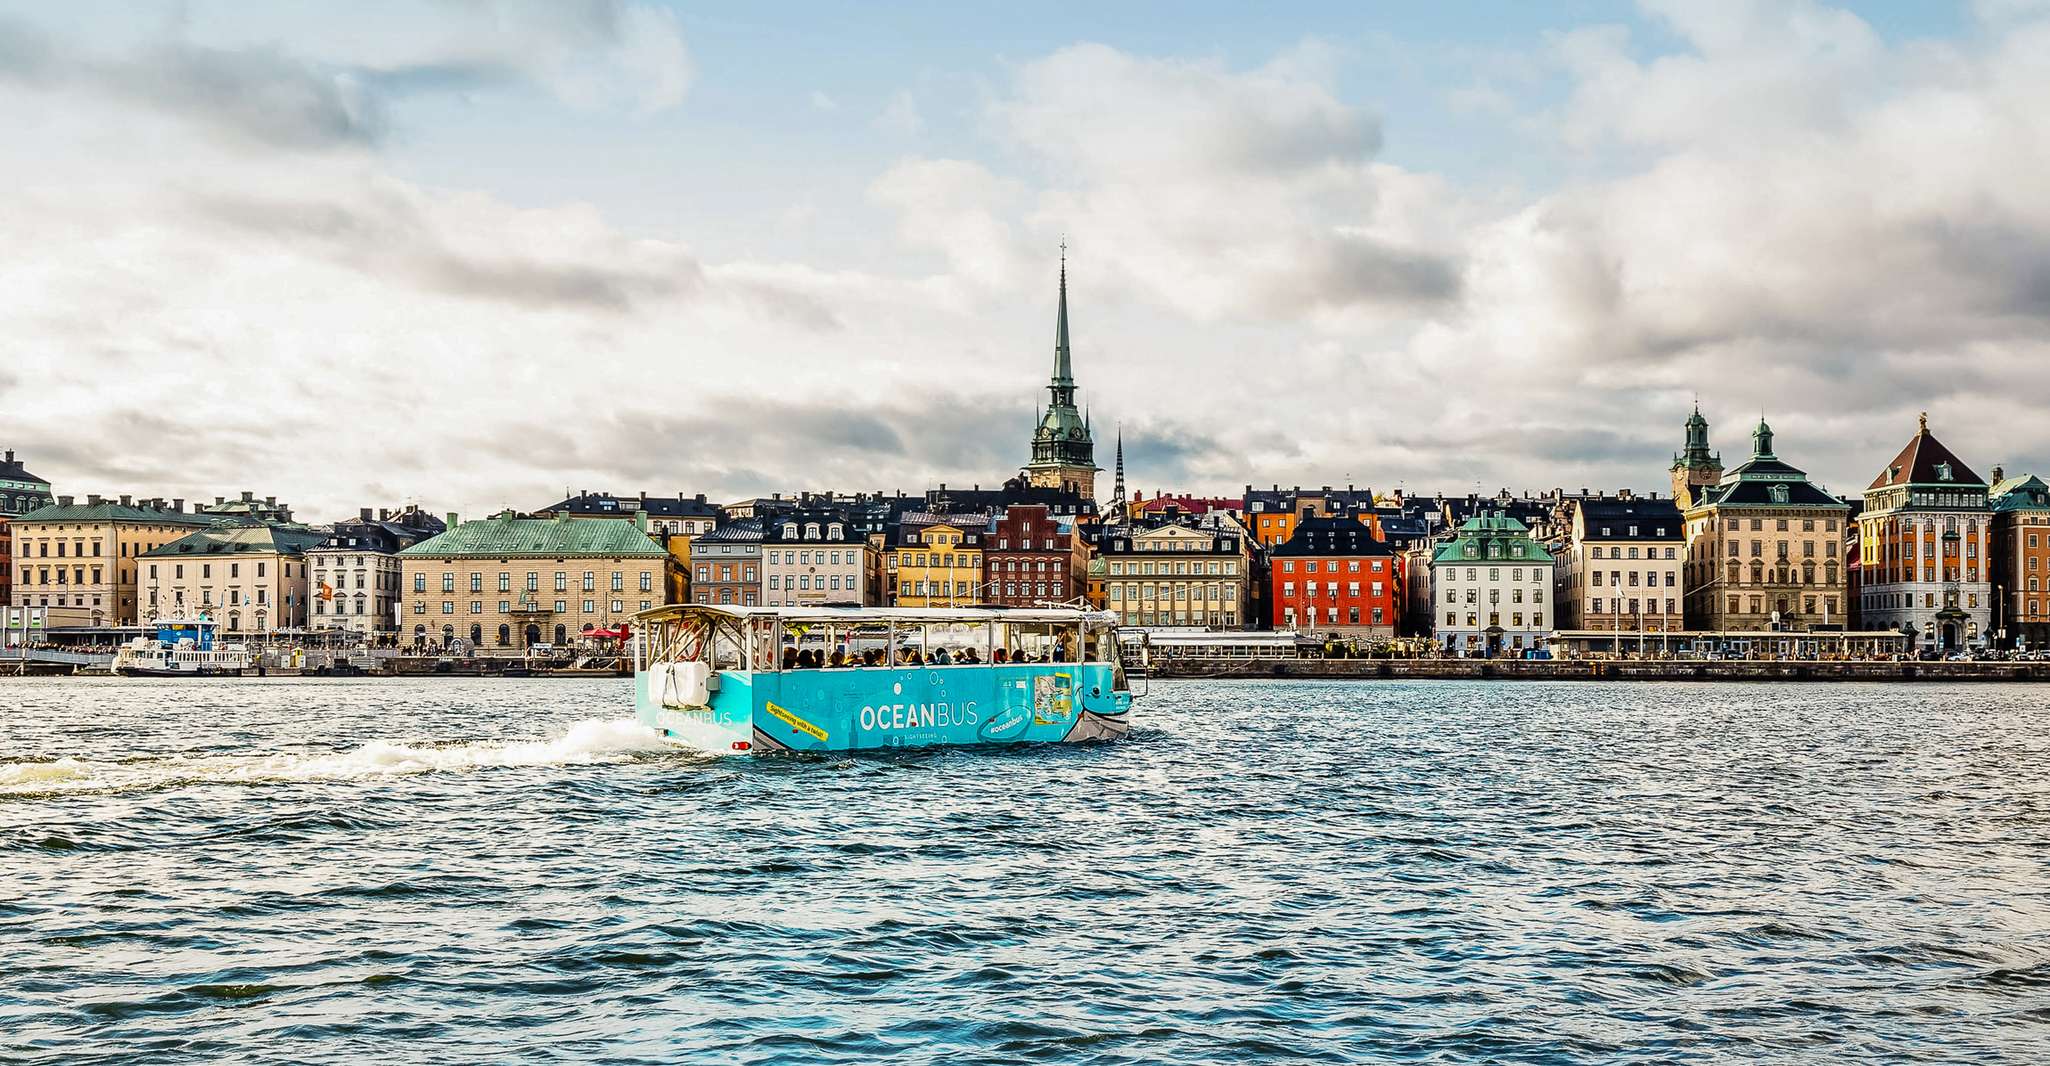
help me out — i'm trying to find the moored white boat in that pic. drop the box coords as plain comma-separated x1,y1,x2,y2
112,618,251,677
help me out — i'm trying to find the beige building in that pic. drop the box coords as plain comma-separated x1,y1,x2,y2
397,513,671,650
1554,495,1686,634
141,523,325,634
1099,519,1249,628
11,496,212,625
1681,420,1850,631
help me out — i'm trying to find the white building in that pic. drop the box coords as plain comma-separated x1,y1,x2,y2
1430,512,1556,656
763,510,875,606
306,508,445,639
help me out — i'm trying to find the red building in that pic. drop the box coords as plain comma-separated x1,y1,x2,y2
1269,516,1401,637
982,504,1084,606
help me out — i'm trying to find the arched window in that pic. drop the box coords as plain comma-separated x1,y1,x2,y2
440,624,454,645
497,624,511,646
469,623,482,646
553,624,567,645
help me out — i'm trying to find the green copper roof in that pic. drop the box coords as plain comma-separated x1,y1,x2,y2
142,523,327,558
399,515,667,558
1431,512,1554,565
1992,474,2050,512
14,502,214,526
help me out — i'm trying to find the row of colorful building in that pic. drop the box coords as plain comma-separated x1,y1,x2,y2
4,257,2048,655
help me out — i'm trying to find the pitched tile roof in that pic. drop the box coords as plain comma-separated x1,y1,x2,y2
1272,516,1397,557
1869,416,1984,490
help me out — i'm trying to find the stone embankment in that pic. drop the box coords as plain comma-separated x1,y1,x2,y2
1152,659,2050,682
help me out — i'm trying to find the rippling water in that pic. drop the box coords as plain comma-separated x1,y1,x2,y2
5,677,2050,1063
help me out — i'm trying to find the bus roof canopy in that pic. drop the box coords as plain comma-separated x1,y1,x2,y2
635,604,1114,626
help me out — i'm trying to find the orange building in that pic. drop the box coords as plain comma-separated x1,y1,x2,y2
1990,469,2050,651
1242,485,1382,548
1858,414,1992,653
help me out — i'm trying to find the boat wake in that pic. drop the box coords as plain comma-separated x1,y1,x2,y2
0,718,669,797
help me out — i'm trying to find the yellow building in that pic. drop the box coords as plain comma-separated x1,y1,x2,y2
397,513,672,650
10,496,212,624
886,519,985,607
140,523,326,634
1099,521,1250,628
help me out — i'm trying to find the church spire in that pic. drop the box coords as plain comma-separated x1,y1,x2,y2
1024,243,1098,501
1112,424,1127,522
1053,240,1073,388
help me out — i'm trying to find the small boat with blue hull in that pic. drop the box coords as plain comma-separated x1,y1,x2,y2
631,605,1142,754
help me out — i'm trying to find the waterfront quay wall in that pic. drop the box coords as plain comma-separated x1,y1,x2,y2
1153,659,2050,683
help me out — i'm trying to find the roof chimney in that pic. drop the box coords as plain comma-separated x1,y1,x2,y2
87,493,103,505
215,496,225,506
59,495,74,507
447,511,459,528
1992,465,2006,484
3,450,10,461
172,498,183,512
120,495,132,506
241,491,253,502
360,508,374,521
635,509,649,532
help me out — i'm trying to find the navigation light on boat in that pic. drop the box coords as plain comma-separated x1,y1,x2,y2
732,741,751,751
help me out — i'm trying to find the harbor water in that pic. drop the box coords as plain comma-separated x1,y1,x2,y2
4,677,2049,1063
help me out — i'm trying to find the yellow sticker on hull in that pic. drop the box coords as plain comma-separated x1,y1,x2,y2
763,700,828,742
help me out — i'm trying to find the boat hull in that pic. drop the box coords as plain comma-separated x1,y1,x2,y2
116,666,245,678
636,663,1132,754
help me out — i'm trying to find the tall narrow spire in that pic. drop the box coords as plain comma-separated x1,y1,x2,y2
1053,240,1073,387
1025,242,1098,501
1112,423,1127,522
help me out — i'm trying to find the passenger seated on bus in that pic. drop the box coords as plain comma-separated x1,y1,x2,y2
828,649,846,668
958,648,980,664
899,649,921,665
992,648,1008,664
929,646,951,665
783,647,799,670
1052,644,1069,662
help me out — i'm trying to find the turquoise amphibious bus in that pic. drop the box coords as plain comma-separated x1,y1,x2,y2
630,605,1139,754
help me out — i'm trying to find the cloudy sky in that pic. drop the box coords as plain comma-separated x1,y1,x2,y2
5,1,2050,521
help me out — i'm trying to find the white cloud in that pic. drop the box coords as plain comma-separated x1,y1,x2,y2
9,4,2050,517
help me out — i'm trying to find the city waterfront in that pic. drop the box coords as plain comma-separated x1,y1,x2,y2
5,678,2049,1062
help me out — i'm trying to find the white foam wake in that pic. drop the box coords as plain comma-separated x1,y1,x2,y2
0,718,668,796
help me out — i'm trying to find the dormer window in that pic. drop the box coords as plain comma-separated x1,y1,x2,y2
782,523,798,538
1936,463,1954,482
804,523,820,540
828,524,843,539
